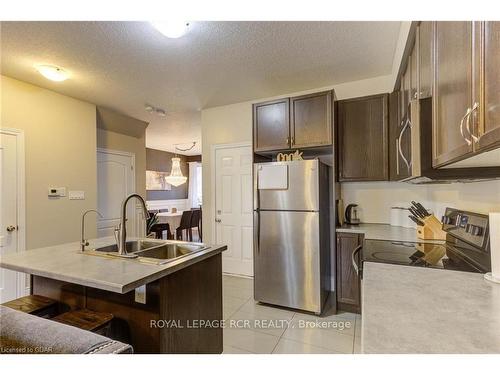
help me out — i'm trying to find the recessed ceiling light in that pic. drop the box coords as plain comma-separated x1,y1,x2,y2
36,65,68,82
145,104,155,113
150,21,190,39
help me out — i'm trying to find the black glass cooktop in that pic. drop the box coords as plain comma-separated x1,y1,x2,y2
362,239,483,273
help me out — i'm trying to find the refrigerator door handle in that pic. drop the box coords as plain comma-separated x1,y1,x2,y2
254,210,260,254
351,245,362,276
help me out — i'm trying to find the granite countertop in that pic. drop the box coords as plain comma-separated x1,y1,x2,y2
361,262,500,353
337,223,427,242
0,237,226,294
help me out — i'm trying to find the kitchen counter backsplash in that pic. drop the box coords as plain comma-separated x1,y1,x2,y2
337,223,429,243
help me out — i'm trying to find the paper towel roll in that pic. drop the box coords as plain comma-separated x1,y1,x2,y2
489,212,500,280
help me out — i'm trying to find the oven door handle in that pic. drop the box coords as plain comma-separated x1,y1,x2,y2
351,245,363,276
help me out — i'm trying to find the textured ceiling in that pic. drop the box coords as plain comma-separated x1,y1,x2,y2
0,21,401,155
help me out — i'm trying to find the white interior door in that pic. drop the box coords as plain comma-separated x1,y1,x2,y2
97,150,136,238
215,145,253,276
0,131,26,303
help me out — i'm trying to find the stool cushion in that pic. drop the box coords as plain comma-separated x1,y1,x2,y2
0,306,131,354
52,309,113,331
2,295,57,314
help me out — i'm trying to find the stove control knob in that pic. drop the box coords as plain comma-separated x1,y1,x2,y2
442,215,453,225
466,224,483,236
472,225,483,236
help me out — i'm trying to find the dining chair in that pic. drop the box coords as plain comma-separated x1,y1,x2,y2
151,223,173,240
190,209,202,241
176,210,193,241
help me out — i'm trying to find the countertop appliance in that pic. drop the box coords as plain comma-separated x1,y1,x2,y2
352,208,491,278
396,98,499,184
253,159,330,314
345,204,360,225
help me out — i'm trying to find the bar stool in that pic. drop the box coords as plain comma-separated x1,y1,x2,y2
2,295,58,318
52,309,114,336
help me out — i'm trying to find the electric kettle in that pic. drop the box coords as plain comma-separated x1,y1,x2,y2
345,204,361,225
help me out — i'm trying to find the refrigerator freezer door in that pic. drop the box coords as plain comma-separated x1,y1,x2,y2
255,160,319,211
254,210,321,313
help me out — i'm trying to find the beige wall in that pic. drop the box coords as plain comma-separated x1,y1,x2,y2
341,180,500,224
201,75,393,243
97,128,146,197
1,75,98,249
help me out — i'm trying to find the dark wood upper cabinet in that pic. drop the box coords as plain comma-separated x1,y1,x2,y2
477,21,500,152
401,64,411,116
336,232,362,314
433,21,474,167
338,94,389,181
253,90,334,153
419,21,433,99
253,98,290,152
410,40,419,101
291,91,332,148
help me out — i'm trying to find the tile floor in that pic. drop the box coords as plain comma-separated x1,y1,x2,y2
222,275,362,354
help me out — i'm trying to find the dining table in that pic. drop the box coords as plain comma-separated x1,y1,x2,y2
156,211,183,232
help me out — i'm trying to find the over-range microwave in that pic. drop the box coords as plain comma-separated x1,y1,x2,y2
395,98,500,184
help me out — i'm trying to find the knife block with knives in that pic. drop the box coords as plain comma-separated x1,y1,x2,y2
409,201,447,241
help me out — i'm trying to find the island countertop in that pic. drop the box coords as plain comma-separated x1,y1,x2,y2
0,237,227,294
361,262,500,353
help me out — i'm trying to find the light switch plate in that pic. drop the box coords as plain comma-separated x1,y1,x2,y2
69,191,85,200
135,285,146,304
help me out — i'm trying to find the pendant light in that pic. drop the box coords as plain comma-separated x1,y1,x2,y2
165,157,187,187
165,142,196,187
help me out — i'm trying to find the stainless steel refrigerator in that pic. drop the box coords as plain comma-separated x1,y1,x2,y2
253,159,330,314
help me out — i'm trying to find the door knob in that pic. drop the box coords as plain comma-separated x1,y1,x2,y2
6,225,17,232
215,219,221,223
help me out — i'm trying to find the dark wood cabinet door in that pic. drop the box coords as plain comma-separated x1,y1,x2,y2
389,91,401,181
433,21,474,167
291,91,332,148
402,63,411,115
478,21,500,152
253,98,290,152
419,21,433,99
336,233,361,313
338,94,389,181
410,41,419,101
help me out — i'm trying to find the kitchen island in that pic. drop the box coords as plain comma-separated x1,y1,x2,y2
0,237,227,354
361,262,500,353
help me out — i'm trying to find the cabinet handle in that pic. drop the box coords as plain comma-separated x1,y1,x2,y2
466,102,480,143
351,245,362,276
396,139,400,175
285,137,290,145
460,108,472,146
398,118,412,173
291,137,295,146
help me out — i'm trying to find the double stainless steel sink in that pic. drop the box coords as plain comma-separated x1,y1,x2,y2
84,240,209,265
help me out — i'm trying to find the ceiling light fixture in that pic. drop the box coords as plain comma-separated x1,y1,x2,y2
150,21,190,39
36,65,68,82
156,108,167,117
145,104,155,113
165,143,196,187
